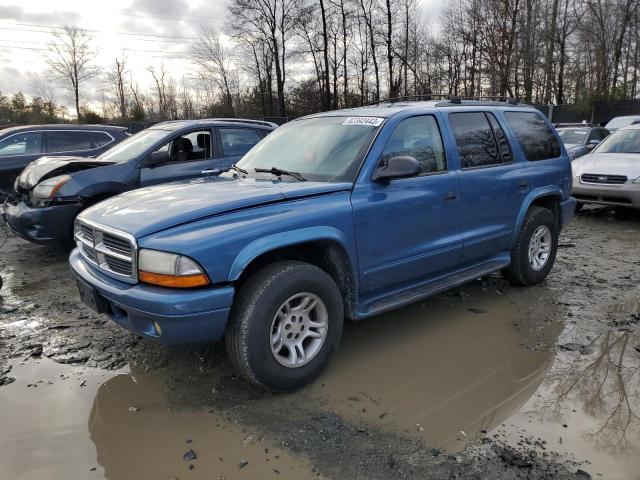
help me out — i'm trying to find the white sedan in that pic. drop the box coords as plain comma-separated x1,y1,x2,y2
572,125,640,210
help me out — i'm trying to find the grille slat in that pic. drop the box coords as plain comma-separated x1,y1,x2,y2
103,233,132,255
75,220,137,282
581,173,628,185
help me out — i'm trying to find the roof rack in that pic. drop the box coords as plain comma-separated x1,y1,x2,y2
554,122,591,128
203,118,279,128
367,93,457,106
369,94,519,106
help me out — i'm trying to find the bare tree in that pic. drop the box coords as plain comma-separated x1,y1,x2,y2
47,26,99,123
192,27,237,116
106,53,128,120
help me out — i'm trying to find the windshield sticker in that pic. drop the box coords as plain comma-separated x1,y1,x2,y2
342,117,384,127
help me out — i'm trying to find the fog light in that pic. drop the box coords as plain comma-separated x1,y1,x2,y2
153,321,162,336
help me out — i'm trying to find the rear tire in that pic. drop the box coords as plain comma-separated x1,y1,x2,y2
225,261,344,391
503,206,558,286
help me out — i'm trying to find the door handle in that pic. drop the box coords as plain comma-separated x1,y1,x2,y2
444,192,458,203
201,169,219,175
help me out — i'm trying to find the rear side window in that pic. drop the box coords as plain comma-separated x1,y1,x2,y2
381,115,446,174
46,131,92,153
220,128,262,157
0,131,43,156
504,112,561,161
92,131,114,148
449,112,502,168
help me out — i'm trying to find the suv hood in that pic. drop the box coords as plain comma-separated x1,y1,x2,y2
572,152,640,179
80,177,352,238
16,156,115,190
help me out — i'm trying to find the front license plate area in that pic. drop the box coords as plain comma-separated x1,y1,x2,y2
77,278,109,314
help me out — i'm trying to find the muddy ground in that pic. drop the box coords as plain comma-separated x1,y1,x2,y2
1,206,639,480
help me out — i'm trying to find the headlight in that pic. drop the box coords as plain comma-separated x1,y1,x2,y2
32,175,71,199
138,249,210,288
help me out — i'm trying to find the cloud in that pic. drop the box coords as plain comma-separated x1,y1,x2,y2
0,4,80,25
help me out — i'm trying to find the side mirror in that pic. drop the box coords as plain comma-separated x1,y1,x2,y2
145,150,170,167
372,156,421,182
586,140,600,151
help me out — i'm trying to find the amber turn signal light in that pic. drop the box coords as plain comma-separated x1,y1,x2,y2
138,271,210,288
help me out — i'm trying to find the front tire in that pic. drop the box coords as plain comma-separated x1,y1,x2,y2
225,261,344,391
503,206,558,286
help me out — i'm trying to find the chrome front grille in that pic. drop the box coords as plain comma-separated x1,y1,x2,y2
75,219,137,283
581,173,628,185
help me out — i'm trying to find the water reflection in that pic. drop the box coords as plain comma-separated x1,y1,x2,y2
536,330,640,453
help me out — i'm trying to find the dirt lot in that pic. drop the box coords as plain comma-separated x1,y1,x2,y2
1,206,639,480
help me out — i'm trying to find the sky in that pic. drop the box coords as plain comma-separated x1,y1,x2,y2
0,0,443,115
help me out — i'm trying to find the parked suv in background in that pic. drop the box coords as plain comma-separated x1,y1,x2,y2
555,123,609,160
3,119,275,244
69,100,576,391
0,124,128,193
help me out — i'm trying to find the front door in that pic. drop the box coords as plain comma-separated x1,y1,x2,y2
351,115,462,302
140,128,217,186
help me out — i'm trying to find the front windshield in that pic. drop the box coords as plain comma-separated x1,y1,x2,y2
98,128,168,163
557,129,587,145
593,129,640,154
233,116,383,182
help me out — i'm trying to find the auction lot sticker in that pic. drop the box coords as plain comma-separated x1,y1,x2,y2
343,117,385,127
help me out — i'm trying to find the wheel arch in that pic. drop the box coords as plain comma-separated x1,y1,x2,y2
513,187,562,247
229,227,358,319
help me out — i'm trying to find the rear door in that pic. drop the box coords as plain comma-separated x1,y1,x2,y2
215,127,264,172
139,128,217,186
45,130,95,156
448,111,528,262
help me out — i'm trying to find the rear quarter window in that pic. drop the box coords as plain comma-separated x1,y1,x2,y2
504,112,561,161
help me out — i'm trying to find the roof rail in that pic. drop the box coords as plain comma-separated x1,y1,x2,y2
203,118,279,128
460,95,519,105
367,93,456,106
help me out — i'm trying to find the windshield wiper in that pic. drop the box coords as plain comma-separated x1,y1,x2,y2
230,164,248,175
255,167,307,181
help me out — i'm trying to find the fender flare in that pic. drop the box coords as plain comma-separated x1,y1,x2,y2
512,186,562,246
228,226,354,282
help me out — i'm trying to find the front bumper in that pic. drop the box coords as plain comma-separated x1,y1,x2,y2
3,200,81,244
69,248,234,344
572,179,640,208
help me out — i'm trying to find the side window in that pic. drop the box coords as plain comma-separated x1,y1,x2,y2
380,115,446,174
449,112,501,169
92,132,114,148
504,112,561,161
0,132,43,156
486,113,513,163
46,131,92,153
220,128,262,157
152,130,211,163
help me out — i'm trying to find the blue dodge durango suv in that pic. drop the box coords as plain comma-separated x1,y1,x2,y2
69,100,576,391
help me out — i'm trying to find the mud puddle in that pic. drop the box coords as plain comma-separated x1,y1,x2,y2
0,358,318,480
307,285,559,452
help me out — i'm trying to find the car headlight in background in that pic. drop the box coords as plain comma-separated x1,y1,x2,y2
138,249,210,288
32,174,71,200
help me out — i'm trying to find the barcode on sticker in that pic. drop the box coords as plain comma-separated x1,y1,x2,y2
342,117,384,127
